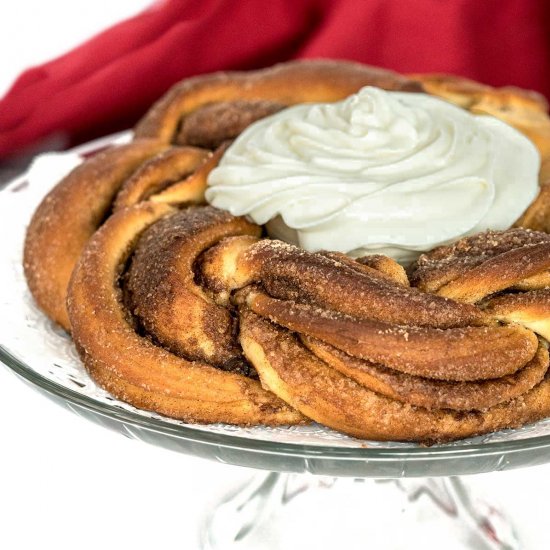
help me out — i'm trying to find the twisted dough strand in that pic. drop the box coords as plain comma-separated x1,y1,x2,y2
236,285,538,381
410,229,550,344
23,60,550,441
67,202,303,425
303,336,548,411
135,59,420,144
240,312,550,442
24,140,168,329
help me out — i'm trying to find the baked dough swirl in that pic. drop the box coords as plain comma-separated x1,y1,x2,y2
23,60,550,442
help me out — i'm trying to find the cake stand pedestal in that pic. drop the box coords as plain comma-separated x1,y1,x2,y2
200,472,517,550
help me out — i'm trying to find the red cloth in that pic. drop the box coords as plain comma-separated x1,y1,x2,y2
1,0,550,159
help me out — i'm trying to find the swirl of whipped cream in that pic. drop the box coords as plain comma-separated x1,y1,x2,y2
206,86,540,263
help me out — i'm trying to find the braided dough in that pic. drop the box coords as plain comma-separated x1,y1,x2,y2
23,60,550,442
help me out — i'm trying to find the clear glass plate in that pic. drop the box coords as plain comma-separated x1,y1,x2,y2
3,133,550,478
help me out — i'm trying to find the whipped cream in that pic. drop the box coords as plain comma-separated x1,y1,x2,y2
206,86,540,263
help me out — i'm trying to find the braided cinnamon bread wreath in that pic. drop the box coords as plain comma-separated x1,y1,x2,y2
23,60,550,442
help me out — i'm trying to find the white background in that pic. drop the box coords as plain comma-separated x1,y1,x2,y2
1,2,550,549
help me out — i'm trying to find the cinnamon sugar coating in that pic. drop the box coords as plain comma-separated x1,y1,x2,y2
67,203,303,425
176,100,285,149
113,146,208,211
410,229,550,344
23,140,168,330
410,229,550,297
237,286,537,382
240,312,550,442
240,240,485,329
126,207,260,370
303,336,548,411
135,59,421,145
22,60,550,441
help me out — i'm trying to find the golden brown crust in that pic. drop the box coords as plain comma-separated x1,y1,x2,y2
125,206,261,368
319,251,409,286
113,146,209,211
434,242,550,303
23,139,168,330
23,141,220,333
175,100,286,149
198,235,261,305
238,287,538,382
354,254,410,286
67,202,303,425
134,59,421,144
239,240,485,329
148,144,228,206
240,311,550,442
515,182,550,233
23,60,550,440
484,289,550,341
410,229,550,297
303,336,548,411
408,73,493,108
410,73,549,112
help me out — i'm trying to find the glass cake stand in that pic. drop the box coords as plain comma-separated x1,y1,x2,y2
2,135,550,549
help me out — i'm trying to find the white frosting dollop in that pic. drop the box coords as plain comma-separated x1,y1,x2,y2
206,86,540,263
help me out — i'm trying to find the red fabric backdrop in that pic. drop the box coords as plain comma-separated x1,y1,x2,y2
1,0,549,159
